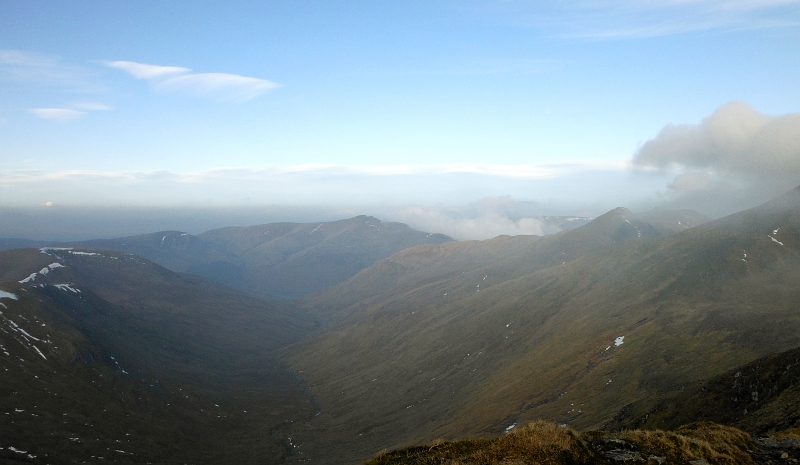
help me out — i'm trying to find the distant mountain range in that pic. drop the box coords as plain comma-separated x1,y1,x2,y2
0,216,452,299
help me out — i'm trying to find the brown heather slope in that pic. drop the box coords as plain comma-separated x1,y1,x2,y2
0,247,317,464
284,192,799,464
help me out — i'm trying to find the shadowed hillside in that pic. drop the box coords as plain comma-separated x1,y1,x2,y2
0,247,317,464
610,344,800,435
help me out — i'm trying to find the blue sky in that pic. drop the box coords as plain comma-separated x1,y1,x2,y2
2,1,800,238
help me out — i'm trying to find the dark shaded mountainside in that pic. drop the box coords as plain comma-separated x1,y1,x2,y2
0,247,317,464
611,343,800,435
61,215,452,299
282,193,800,464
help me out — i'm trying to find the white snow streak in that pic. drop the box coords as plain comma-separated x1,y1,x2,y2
54,284,80,293
33,345,46,360
18,273,38,284
18,262,65,283
768,235,785,246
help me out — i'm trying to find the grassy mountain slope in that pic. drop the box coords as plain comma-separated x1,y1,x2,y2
284,195,800,464
370,345,800,465
0,247,317,464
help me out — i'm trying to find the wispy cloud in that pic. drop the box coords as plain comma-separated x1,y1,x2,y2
475,0,800,38
71,102,112,111
1,50,112,121
578,0,800,37
28,102,111,122
106,61,190,79
0,50,103,91
107,60,279,102
28,108,85,122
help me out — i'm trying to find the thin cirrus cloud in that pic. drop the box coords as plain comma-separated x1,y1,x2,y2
0,49,103,91
482,0,800,38
107,60,279,102
71,102,112,111
28,108,86,122
578,0,800,37
28,102,111,122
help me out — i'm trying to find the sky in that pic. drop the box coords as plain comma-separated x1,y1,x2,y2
1,1,800,239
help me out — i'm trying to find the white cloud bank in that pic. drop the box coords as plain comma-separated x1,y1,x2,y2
107,60,279,102
386,198,548,240
0,162,661,238
632,101,800,215
0,164,618,240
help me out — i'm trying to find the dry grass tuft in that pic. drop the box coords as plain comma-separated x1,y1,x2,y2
364,420,757,465
494,420,591,463
365,420,592,465
773,427,800,440
619,422,753,465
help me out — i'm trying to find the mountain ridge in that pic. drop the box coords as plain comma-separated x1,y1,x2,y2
52,215,453,299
